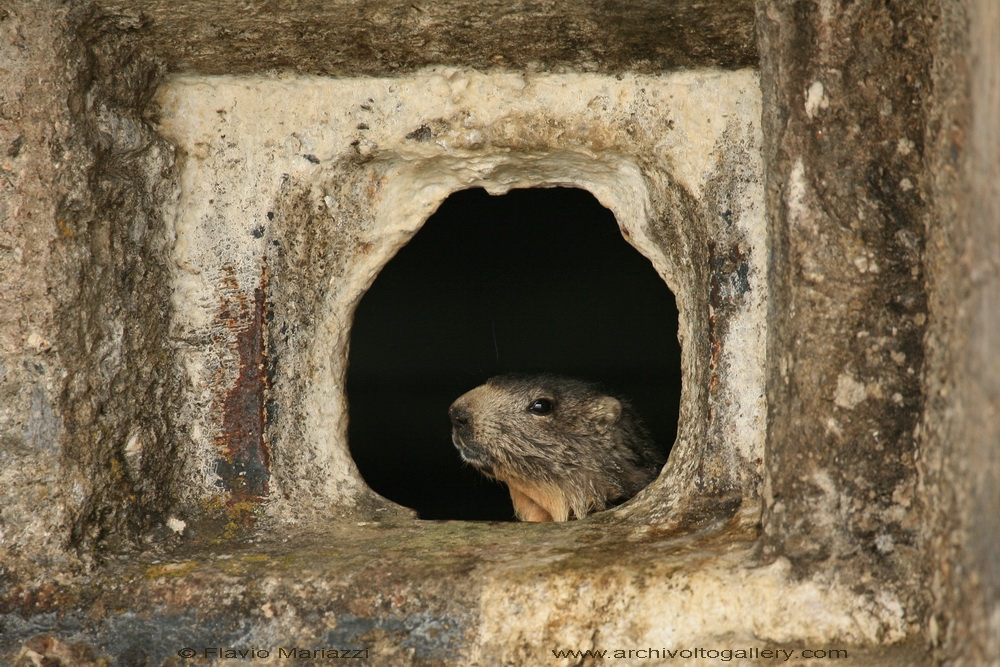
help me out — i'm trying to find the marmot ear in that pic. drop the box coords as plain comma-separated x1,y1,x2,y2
593,396,622,433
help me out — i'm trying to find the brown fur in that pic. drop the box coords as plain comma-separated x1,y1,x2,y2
449,374,665,522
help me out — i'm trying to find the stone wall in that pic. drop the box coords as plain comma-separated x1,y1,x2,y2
0,1,996,665
757,0,932,611
920,0,1000,663
1,2,182,580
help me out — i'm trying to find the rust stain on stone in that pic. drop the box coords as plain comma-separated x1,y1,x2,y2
708,240,750,311
214,264,270,500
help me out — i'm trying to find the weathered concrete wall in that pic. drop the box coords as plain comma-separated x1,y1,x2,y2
756,0,932,615
92,0,758,76
0,0,997,665
920,0,1000,664
1,2,182,583
1,2,79,587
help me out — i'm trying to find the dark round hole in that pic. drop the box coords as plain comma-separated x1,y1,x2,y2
347,187,681,520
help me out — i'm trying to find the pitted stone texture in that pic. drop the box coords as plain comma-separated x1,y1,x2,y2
0,515,930,666
756,0,931,622
92,0,757,76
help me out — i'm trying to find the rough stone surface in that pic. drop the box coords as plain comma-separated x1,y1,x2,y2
91,0,757,76
0,1,79,588
920,1,1000,664
0,512,925,666
1,0,997,665
756,0,931,616
1,1,181,580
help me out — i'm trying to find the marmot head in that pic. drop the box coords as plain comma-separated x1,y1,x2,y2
449,374,664,521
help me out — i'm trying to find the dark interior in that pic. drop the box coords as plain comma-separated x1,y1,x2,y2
347,187,682,520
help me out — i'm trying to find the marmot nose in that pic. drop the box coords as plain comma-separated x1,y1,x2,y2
449,403,469,427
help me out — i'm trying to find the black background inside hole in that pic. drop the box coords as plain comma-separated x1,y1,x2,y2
347,187,681,520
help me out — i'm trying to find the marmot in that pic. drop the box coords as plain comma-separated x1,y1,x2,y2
448,374,665,522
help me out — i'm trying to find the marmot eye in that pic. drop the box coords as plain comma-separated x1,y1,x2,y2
528,398,553,415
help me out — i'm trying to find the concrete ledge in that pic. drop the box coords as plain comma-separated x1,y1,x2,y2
0,507,927,665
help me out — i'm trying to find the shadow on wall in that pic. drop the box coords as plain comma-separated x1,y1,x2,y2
347,187,681,520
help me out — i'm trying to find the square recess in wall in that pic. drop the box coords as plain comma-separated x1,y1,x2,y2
154,69,764,526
